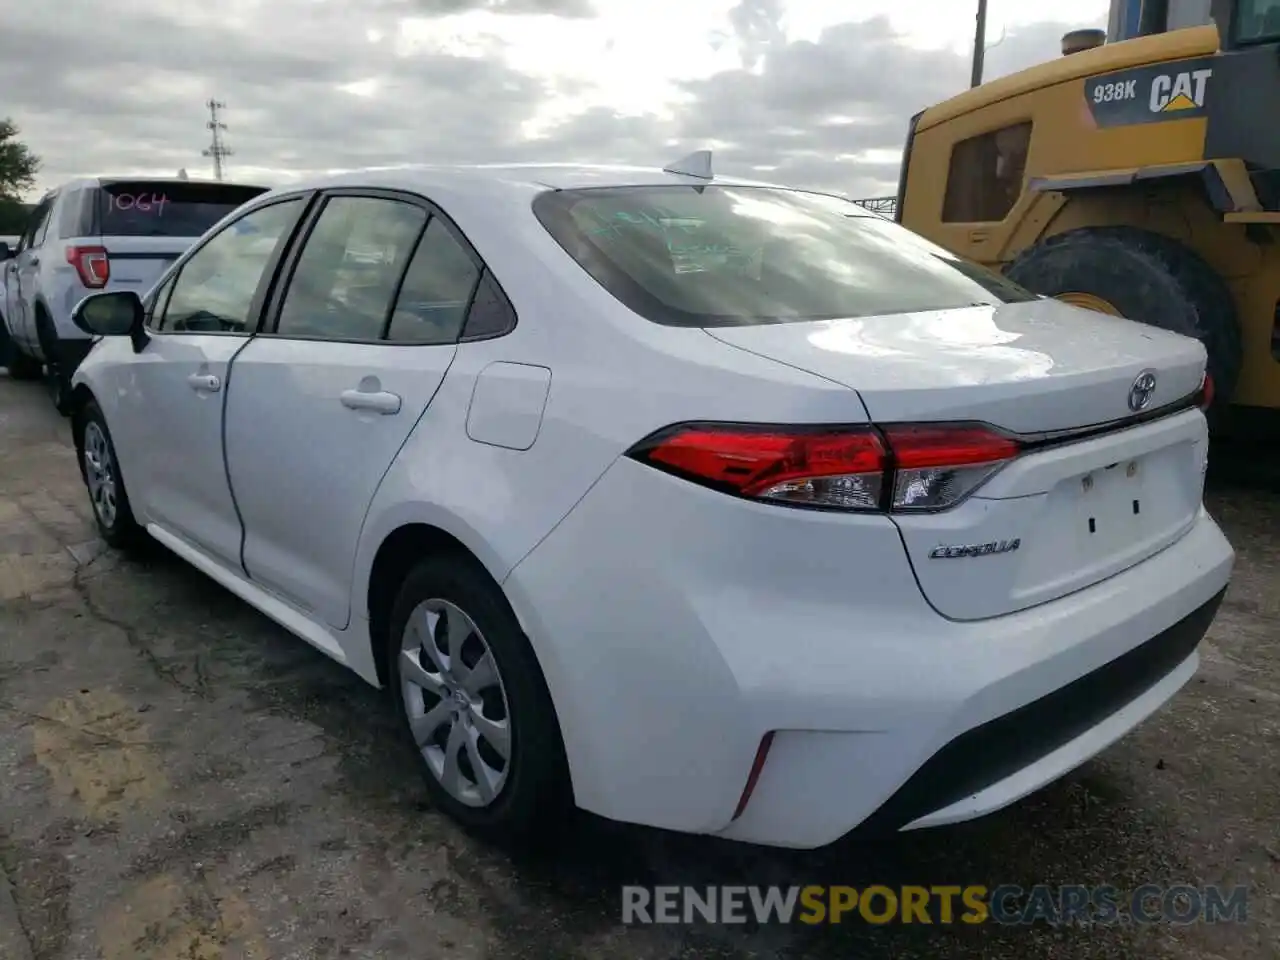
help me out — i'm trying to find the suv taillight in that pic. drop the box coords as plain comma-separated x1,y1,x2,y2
66,245,110,288
1196,372,1214,412
626,421,1020,512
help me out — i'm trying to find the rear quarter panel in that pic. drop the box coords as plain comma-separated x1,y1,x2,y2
347,188,869,615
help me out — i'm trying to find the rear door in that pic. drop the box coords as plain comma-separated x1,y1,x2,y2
91,180,269,297
224,190,481,629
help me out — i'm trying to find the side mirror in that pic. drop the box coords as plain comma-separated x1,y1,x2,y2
0,241,11,261
72,290,145,339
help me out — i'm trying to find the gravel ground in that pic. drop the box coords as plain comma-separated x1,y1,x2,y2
0,371,1276,960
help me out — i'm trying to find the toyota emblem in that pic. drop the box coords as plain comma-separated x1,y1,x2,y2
1128,369,1158,412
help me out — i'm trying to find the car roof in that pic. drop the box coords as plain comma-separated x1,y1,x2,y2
270,163,814,203
96,176,270,190
49,176,270,192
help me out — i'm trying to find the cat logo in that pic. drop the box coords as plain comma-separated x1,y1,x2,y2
1149,68,1212,113
1085,57,1216,128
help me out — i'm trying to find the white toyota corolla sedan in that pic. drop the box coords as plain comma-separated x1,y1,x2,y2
66,154,1233,849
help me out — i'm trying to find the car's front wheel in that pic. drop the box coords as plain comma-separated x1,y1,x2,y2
387,555,570,844
75,401,146,550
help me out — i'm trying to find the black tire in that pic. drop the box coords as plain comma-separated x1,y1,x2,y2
0,316,42,380
73,399,147,551
35,309,74,415
6,347,43,381
1005,226,1242,411
386,554,571,845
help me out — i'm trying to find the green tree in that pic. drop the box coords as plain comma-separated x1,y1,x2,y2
0,118,40,234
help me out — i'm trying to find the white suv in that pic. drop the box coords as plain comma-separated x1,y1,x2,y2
0,176,266,410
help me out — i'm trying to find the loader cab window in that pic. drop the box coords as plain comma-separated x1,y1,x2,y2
941,122,1032,223
1234,0,1280,43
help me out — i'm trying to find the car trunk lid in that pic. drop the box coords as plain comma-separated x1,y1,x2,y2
705,300,1210,620
704,300,1206,434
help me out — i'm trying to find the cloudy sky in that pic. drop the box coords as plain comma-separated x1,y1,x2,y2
6,0,1108,202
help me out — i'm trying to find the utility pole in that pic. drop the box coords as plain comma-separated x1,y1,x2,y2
202,99,233,181
970,0,988,88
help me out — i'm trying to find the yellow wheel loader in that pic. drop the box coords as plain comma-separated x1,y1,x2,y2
895,0,1280,437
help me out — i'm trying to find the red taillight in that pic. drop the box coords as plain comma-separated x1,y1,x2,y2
627,421,1020,512
66,245,109,288
1197,372,1214,412
632,424,888,510
881,424,1021,511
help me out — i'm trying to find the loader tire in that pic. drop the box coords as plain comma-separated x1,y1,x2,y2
1005,226,1242,412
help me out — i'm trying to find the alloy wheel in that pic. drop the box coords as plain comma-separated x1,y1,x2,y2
82,422,118,529
399,598,513,807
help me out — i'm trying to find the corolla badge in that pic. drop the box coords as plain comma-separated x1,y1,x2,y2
1128,369,1158,412
929,539,1021,559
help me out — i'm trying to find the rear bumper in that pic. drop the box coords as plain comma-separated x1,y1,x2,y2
503,458,1234,849
854,586,1224,836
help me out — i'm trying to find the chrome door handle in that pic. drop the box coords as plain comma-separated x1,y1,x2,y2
340,388,401,415
187,373,221,392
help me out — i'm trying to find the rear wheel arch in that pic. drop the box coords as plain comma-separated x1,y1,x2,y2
33,299,56,362
365,521,576,811
366,524,519,685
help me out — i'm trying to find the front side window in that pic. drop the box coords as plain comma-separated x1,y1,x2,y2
533,184,1036,328
161,198,304,334
275,196,427,340
1235,0,1280,42
146,274,177,330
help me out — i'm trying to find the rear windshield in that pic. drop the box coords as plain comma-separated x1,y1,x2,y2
97,181,268,238
532,185,1038,327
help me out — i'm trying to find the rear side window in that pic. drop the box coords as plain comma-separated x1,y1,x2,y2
942,122,1032,223
532,184,1036,328
55,189,90,239
460,269,516,340
21,198,53,250
97,181,269,238
386,218,480,344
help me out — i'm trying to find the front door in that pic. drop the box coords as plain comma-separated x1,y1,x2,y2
121,195,309,567
6,197,54,354
225,192,479,628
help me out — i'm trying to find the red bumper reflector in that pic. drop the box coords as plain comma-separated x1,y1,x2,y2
732,731,775,821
